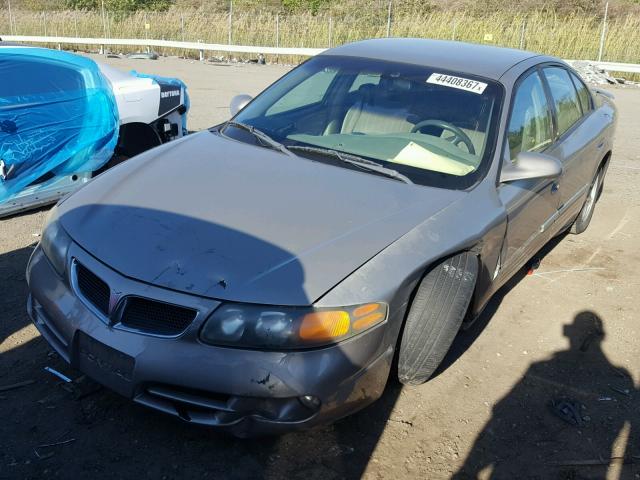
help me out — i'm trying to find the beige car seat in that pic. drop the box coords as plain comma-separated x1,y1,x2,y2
341,80,414,135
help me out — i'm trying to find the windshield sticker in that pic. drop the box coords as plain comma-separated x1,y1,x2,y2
426,73,488,94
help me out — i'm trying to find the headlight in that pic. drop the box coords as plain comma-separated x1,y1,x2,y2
40,207,72,276
200,302,387,349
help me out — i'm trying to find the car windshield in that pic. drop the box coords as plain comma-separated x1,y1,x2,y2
228,55,503,189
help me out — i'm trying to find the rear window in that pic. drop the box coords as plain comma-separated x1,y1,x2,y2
0,57,85,97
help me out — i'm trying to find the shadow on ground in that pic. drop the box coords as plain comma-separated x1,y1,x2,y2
436,234,567,379
453,309,638,479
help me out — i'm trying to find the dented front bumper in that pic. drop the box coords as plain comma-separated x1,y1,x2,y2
26,243,394,436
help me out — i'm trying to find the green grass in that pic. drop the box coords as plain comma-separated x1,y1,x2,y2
2,7,640,64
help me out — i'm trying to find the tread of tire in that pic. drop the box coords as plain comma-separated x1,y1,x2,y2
398,252,478,385
571,168,603,234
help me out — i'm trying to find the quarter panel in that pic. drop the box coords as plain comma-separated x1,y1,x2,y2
318,185,507,345
546,109,606,210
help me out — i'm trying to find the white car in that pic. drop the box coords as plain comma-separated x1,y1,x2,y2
0,43,189,217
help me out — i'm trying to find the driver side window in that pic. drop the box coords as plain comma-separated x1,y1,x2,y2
266,68,337,116
507,71,553,161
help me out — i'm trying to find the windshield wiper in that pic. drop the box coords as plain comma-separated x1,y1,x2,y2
288,145,413,184
223,121,295,157
221,124,413,184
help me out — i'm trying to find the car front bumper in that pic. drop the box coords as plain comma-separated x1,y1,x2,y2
26,243,395,436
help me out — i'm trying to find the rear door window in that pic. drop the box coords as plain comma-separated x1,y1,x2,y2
542,67,583,137
349,72,381,92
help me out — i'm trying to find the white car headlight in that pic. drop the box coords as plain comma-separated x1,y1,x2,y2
40,207,72,276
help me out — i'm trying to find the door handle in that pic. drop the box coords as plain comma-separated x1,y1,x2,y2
551,182,560,194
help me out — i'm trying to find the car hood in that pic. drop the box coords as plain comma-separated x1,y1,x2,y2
58,131,465,305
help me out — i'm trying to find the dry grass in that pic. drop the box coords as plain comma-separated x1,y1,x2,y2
2,7,640,64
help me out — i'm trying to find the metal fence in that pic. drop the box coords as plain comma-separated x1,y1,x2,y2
4,34,639,76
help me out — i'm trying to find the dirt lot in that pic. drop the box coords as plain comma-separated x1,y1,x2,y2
1,56,639,480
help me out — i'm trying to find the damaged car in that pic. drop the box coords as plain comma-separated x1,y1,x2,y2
0,43,188,217
26,38,616,436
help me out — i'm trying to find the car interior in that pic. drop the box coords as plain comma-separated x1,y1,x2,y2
257,71,496,177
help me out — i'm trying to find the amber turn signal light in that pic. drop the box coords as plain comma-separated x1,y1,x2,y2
299,311,350,341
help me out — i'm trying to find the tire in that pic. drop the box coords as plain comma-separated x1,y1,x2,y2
397,252,478,385
570,167,604,235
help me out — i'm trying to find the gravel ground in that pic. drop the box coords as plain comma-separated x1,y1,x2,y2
1,56,638,480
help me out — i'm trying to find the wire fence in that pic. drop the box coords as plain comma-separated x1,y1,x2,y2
1,2,639,64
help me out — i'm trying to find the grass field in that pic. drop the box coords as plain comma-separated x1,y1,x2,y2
2,6,640,64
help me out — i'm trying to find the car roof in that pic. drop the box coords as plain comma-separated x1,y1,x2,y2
321,38,547,81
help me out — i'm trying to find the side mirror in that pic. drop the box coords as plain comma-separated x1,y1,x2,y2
229,94,253,117
500,151,563,183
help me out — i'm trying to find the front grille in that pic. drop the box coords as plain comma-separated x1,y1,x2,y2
120,297,196,336
75,262,110,315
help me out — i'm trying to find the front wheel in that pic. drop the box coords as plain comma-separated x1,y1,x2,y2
397,252,478,385
571,168,604,234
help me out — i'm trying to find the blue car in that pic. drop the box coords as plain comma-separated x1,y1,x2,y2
0,43,189,218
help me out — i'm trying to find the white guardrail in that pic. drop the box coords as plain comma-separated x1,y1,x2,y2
590,61,640,74
3,35,640,73
1,34,326,57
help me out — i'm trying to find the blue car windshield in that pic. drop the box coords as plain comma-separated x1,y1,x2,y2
231,55,503,189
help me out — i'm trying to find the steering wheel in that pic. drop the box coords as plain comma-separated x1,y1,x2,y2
411,119,476,155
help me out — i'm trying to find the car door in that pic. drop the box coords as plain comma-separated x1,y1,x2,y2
497,69,559,277
540,66,599,225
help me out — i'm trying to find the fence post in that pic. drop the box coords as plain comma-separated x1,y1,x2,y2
180,14,185,58
275,13,280,64
228,0,233,45
74,11,78,38
101,0,107,39
144,12,150,53
43,12,47,36
597,2,608,62
328,16,333,48
386,1,392,37
519,19,526,50
451,19,456,40
7,0,13,35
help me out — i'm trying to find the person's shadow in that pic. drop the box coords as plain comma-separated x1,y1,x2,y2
453,311,637,479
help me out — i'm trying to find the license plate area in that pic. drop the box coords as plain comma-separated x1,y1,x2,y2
75,331,135,397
